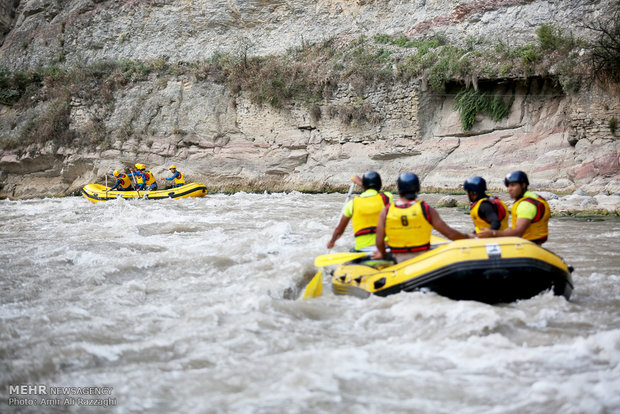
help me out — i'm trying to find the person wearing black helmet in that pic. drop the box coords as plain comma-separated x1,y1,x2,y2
464,176,508,234
371,172,468,263
477,171,550,244
327,171,394,251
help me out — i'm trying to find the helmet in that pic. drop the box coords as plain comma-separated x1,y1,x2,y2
463,176,487,194
169,165,176,170
361,171,382,190
504,170,529,187
135,163,145,170
113,170,120,177
397,172,420,198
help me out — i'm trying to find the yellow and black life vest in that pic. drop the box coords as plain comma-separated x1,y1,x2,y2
470,195,509,233
385,200,433,253
512,192,550,244
352,192,390,237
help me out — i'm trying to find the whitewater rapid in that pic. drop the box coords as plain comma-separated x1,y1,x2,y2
1,193,619,413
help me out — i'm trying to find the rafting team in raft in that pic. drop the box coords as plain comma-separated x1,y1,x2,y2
108,164,185,191
327,170,550,263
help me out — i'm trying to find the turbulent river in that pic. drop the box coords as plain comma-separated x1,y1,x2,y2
1,192,619,414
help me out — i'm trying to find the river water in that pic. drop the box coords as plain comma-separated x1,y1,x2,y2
1,192,619,414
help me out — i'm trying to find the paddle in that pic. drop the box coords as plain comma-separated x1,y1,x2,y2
105,174,109,199
302,180,356,300
312,235,451,267
301,269,323,299
314,251,369,267
431,235,450,244
130,170,141,198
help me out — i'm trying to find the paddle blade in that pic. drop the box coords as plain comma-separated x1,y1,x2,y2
431,235,450,245
314,252,369,267
302,269,323,300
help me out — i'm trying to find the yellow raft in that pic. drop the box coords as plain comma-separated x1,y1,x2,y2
331,237,574,304
81,183,207,203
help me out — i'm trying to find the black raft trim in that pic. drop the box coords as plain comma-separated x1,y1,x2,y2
82,185,206,201
371,257,573,304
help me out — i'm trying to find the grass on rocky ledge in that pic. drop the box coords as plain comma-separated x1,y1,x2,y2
0,19,617,152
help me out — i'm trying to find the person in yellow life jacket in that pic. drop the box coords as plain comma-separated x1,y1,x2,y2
130,163,158,191
109,170,134,191
327,171,394,252
371,172,468,263
162,165,185,188
476,170,551,245
464,176,508,234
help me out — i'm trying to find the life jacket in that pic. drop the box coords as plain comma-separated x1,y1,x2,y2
351,192,391,237
174,171,185,185
118,174,132,190
470,195,509,233
511,192,550,244
135,172,145,184
385,200,433,253
143,170,156,185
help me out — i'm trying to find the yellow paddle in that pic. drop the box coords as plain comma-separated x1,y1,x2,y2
302,180,356,300
301,269,323,299
431,235,450,244
313,236,449,267
314,251,369,267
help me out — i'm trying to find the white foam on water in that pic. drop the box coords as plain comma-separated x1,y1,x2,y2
0,194,618,413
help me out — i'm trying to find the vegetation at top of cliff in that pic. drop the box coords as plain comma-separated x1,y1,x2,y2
583,8,620,84
0,16,617,152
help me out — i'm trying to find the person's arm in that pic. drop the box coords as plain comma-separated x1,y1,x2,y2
428,206,468,240
371,207,389,259
110,180,120,190
477,217,531,239
326,216,351,249
478,200,501,230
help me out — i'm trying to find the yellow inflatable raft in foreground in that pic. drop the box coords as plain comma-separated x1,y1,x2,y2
330,237,574,304
81,183,207,203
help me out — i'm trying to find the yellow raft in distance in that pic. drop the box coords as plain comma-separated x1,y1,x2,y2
331,237,574,304
81,183,207,203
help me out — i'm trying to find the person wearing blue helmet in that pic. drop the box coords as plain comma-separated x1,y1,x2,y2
477,171,550,244
327,171,394,252
464,176,508,234
372,172,468,263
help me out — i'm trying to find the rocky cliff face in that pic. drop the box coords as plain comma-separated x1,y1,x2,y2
0,0,618,198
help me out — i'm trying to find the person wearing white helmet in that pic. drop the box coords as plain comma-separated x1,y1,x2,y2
162,165,185,188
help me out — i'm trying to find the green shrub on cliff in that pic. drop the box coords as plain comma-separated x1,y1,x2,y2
454,88,512,131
